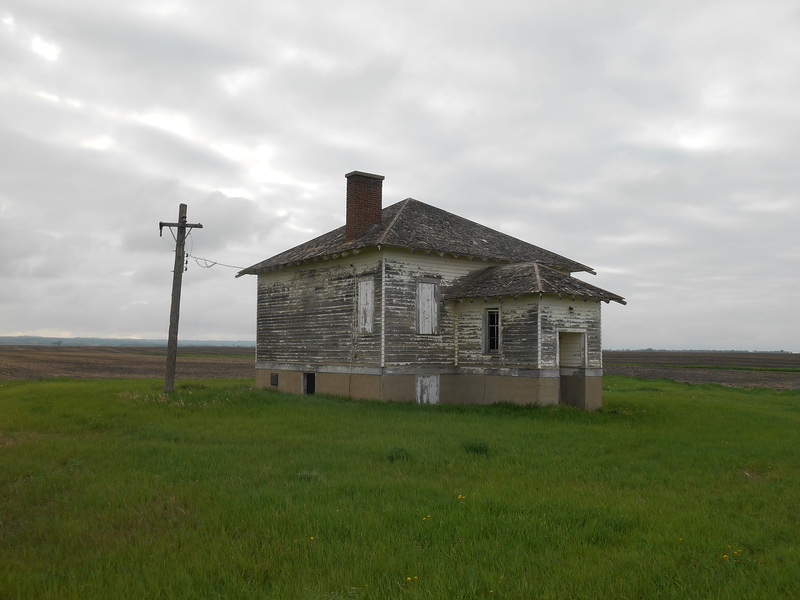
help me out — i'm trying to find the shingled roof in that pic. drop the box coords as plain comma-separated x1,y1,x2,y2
445,262,626,305
237,198,594,276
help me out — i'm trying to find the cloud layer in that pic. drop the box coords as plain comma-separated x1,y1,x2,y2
2,0,799,350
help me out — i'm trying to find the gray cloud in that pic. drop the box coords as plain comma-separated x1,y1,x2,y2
1,0,798,349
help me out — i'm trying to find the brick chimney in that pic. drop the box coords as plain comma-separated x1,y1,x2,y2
345,171,384,241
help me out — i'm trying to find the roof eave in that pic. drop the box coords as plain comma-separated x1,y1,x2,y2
447,291,626,305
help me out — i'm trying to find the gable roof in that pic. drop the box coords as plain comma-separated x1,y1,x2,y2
445,262,626,305
237,198,594,276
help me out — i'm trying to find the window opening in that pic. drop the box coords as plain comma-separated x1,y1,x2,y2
485,308,501,353
303,372,316,395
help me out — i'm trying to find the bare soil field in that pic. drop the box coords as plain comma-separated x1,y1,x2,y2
2,346,799,390
604,350,800,390
0,346,254,381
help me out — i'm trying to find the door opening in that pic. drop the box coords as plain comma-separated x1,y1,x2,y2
558,332,586,408
303,372,316,395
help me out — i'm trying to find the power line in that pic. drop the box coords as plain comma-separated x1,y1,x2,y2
186,252,244,270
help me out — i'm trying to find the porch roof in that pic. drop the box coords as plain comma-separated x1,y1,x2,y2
445,262,626,305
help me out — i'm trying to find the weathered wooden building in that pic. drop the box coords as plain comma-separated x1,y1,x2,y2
237,171,625,409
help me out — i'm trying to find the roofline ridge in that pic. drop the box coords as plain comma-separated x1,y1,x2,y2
377,198,412,245
411,201,596,274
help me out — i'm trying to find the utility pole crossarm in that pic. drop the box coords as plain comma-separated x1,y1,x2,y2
159,221,203,236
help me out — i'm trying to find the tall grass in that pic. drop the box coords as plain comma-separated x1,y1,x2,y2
1,376,799,599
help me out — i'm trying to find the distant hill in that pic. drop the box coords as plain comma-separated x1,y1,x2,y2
0,336,254,347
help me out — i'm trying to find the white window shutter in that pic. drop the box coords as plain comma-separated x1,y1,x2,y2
358,278,374,334
417,282,438,334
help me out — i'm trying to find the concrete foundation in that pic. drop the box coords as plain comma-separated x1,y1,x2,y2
559,368,603,411
255,365,602,409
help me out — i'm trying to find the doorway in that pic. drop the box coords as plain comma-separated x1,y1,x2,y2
558,332,586,408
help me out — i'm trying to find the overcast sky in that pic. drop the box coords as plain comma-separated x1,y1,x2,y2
1,0,798,351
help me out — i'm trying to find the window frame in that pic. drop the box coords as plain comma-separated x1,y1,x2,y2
484,307,501,354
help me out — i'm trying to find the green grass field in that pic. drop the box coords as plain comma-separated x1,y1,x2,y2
1,377,799,599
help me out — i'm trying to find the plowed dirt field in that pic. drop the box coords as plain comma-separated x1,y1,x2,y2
0,346,254,381
603,350,800,390
1,347,798,390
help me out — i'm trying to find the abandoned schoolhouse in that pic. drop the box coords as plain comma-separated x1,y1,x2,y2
237,171,625,409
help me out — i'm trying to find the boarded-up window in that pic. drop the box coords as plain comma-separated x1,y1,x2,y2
417,281,439,334
559,332,585,368
358,278,374,334
416,375,440,404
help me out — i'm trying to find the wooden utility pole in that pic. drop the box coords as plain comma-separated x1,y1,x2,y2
159,204,203,393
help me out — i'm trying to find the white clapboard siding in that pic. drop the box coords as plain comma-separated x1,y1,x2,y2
540,299,602,368
381,249,493,367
